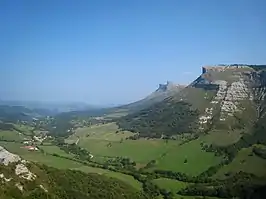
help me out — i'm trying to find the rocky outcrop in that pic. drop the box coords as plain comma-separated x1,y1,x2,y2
15,163,36,181
0,146,41,192
156,81,185,92
119,81,186,112
198,65,266,126
0,146,21,165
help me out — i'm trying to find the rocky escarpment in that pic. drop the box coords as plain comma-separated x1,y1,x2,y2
0,146,46,192
116,64,266,138
197,65,266,129
156,81,184,92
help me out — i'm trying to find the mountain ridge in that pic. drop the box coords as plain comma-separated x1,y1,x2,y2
117,64,266,138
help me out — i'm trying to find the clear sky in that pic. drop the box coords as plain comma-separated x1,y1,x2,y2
1,0,266,105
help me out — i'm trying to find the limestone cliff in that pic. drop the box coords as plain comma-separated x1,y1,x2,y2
192,65,266,130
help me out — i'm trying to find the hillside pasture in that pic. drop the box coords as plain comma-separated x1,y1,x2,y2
153,139,222,176
39,145,75,158
0,141,142,189
13,124,34,136
74,166,142,190
78,138,178,164
0,130,27,141
104,109,129,118
153,178,190,192
201,129,243,146
67,123,135,142
214,146,266,179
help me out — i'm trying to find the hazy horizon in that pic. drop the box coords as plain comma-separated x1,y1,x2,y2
1,0,266,105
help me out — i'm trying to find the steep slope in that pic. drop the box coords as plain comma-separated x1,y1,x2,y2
0,146,145,199
117,64,266,138
120,81,186,111
54,81,185,122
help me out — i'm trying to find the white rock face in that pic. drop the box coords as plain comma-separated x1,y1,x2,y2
0,146,21,166
199,78,253,125
40,184,48,192
213,80,228,100
15,164,36,181
0,173,12,182
16,183,23,191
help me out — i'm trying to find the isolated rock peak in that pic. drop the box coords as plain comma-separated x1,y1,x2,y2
157,81,186,92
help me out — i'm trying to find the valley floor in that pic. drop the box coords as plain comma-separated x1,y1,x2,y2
1,122,266,199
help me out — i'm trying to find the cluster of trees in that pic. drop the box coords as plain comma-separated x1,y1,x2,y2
178,172,265,199
106,157,136,169
116,101,199,138
54,139,93,161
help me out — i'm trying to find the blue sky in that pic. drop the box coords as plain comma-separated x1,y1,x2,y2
1,0,266,105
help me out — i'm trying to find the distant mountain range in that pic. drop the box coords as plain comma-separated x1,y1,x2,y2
0,100,103,115
54,81,186,119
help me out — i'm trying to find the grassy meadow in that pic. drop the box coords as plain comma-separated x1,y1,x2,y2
153,139,222,176
152,178,190,192
214,146,266,179
0,140,142,189
66,123,222,175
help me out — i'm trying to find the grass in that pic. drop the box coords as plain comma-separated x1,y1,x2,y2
39,145,74,158
67,124,222,175
74,166,142,190
0,141,83,169
0,141,142,189
67,123,182,165
154,139,222,176
104,109,129,118
13,124,33,136
67,123,134,142
201,130,243,146
214,146,266,179
0,130,26,141
152,178,190,192
78,138,178,164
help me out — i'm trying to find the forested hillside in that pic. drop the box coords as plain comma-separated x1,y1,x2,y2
0,147,145,199
117,101,199,138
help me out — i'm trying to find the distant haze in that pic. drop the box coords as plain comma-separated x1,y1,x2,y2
1,0,266,105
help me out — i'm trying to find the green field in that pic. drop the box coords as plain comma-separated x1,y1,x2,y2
79,138,179,164
13,124,34,136
154,139,222,176
0,130,26,141
39,145,74,158
202,130,243,146
67,123,182,165
67,122,134,142
66,124,222,174
104,109,129,118
153,178,190,192
74,166,142,190
214,146,266,179
0,141,142,189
